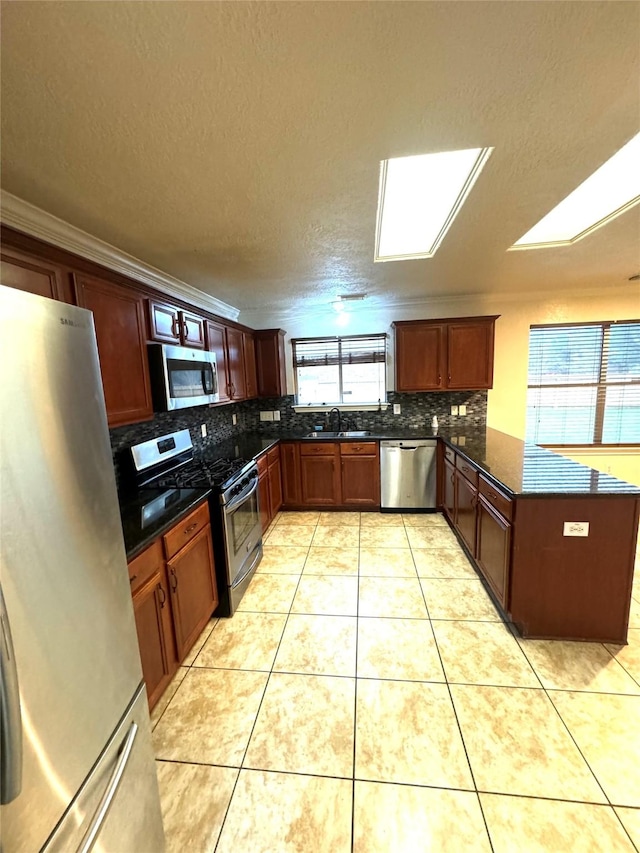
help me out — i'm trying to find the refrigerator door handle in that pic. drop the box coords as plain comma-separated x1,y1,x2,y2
76,722,138,853
0,582,22,804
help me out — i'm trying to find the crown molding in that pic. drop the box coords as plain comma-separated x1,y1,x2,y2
0,191,240,321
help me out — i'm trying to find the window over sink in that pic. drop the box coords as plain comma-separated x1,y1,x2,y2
292,334,386,406
526,320,640,445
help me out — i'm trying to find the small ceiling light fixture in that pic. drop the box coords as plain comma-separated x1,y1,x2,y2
510,132,640,251
374,147,493,262
331,293,367,313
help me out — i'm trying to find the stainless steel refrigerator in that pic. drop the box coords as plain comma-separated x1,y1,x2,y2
0,285,165,852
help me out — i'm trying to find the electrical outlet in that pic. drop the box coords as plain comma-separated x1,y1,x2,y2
451,405,459,416
458,436,466,446
259,411,270,421
563,521,589,537
273,410,281,421
393,404,401,415
200,424,207,438
459,405,467,416
232,414,237,425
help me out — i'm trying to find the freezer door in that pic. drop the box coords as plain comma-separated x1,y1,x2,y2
0,287,148,851
43,685,165,853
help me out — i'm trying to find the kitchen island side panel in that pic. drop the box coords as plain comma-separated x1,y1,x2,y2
509,496,639,643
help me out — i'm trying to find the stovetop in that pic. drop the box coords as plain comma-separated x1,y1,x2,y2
154,455,254,492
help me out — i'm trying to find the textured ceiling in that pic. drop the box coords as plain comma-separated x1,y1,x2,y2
1,1,639,315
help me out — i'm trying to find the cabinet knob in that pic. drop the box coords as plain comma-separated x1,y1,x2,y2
185,522,198,534
182,320,189,337
158,584,167,607
129,574,137,584
169,568,178,592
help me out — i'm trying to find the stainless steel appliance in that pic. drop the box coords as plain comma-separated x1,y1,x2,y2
380,438,438,509
129,430,262,616
148,342,219,411
0,285,165,852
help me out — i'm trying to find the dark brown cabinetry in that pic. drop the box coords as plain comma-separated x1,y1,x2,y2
300,443,340,506
476,495,511,607
340,442,380,506
205,320,259,402
128,501,218,709
282,441,380,508
148,299,206,349
73,274,154,428
257,445,284,533
205,319,231,403
129,541,177,709
0,246,72,302
455,468,478,556
243,332,258,399
393,316,499,392
281,442,302,506
255,329,287,397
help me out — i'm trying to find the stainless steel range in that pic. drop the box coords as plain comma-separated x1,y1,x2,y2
128,429,262,616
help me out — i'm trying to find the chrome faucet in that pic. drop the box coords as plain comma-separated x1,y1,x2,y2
328,407,342,433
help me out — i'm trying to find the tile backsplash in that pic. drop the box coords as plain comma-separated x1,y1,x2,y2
109,390,486,486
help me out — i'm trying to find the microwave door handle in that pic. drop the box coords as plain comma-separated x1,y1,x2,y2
202,365,215,395
226,476,259,511
0,583,23,804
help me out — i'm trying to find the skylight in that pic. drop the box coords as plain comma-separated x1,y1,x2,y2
374,147,493,262
510,132,640,250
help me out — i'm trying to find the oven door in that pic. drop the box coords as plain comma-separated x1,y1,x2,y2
149,343,219,410
222,474,262,586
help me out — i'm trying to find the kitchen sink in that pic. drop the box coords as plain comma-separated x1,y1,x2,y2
304,430,371,438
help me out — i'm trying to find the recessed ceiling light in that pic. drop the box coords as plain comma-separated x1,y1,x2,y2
374,147,493,262
510,132,640,250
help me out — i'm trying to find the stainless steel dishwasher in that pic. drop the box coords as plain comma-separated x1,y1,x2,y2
380,439,438,510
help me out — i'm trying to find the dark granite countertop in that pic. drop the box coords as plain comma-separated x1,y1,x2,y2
120,487,211,561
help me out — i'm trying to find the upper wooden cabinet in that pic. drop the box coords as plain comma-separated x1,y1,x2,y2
205,319,231,403
226,326,247,400
148,299,206,349
255,329,287,397
73,274,154,428
0,247,73,303
393,316,499,392
243,332,258,399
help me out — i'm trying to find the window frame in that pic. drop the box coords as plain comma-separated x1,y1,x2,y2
526,319,640,447
291,333,387,406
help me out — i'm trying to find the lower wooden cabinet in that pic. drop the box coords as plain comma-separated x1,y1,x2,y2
340,443,380,506
300,444,340,505
282,441,380,508
476,495,511,607
455,468,478,556
128,501,218,709
281,442,302,506
166,525,218,660
443,459,456,522
257,445,284,533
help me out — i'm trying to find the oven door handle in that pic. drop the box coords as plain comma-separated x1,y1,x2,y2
231,546,262,590
225,476,259,511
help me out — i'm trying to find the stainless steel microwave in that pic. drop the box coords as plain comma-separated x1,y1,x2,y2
148,343,219,411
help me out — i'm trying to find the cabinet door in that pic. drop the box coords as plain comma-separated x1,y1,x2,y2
226,326,247,400
269,456,283,516
0,247,69,302
148,299,181,344
255,329,287,397
447,319,496,389
258,470,271,533
181,310,206,349
395,323,445,391
340,454,380,506
300,453,340,505
477,496,511,607
455,469,477,556
206,320,231,402
167,525,218,660
243,332,258,399
132,567,177,710
73,274,154,427
281,443,301,506
443,459,456,522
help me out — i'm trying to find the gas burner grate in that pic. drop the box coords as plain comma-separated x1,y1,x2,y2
155,456,250,490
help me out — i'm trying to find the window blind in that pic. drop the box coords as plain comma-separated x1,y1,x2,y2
526,321,640,445
292,335,386,367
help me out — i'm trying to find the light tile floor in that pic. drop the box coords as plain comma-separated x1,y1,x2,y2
153,511,640,852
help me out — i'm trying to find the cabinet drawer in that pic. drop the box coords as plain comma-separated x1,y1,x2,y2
340,441,377,456
256,453,268,476
300,442,337,456
456,456,478,487
267,445,280,465
479,476,513,521
443,446,455,464
128,539,163,596
163,501,210,560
